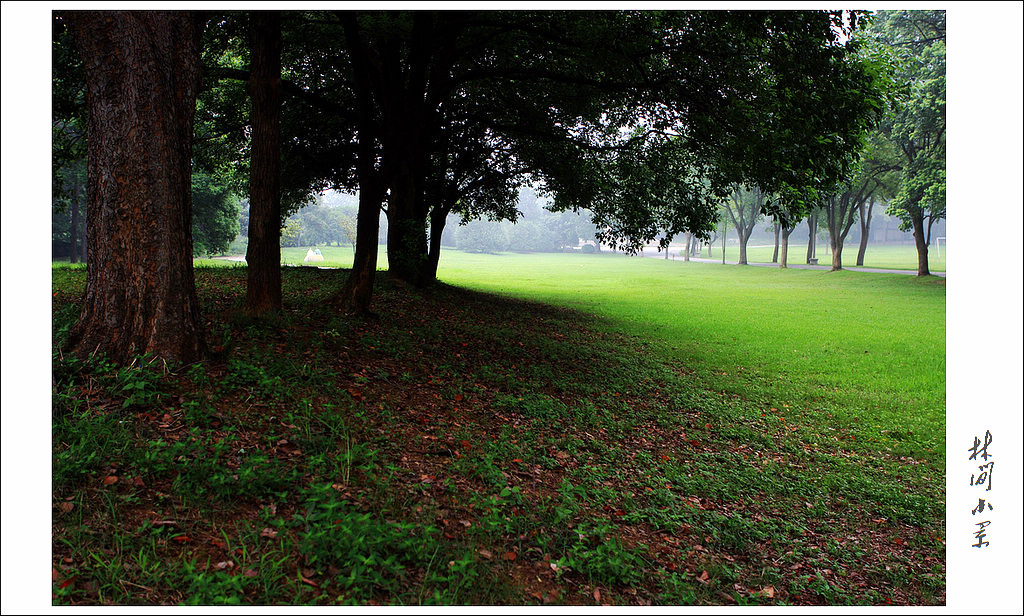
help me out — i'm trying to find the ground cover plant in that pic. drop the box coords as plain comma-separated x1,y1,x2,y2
51,253,945,605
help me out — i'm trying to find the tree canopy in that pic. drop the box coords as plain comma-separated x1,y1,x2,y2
54,8,899,359
867,9,946,275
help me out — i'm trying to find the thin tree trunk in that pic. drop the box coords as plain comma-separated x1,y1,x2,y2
856,196,875,267
780,225,794,268
335,13,387,315
683,233,691,262
245,11,283,316
806,213,817,263
425,204,450,281
335,184,383,315
911,211,931,276
66,11,204,364
772,223,779,263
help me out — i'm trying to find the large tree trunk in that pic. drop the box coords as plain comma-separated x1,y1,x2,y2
66,11,205,365
245,11,283,316
737,229,749,265
830,237,844,271
386,160,431,286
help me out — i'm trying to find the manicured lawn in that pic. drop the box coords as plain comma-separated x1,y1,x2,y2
691,242,945,272
438,250,946,457
52,253,945,606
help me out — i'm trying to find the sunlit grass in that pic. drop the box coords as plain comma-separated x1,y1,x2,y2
437,250,946,465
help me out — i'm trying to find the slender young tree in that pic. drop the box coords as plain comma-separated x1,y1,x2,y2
65,11,205,364
805,210,819,264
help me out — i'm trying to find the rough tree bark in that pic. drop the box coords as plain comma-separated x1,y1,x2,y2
66,11,205,364
245,11,283,316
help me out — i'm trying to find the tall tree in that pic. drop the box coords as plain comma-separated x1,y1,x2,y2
871,10,946,276
64,11,205,364
821,177,877,271
854,133,899,266
723,185,765,265
805,209,821,264
768,209,801,269
245,11,284,315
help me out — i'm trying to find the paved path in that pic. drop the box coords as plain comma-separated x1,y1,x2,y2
637,251,946,277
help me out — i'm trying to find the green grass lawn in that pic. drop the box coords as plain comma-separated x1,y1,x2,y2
52,252,945,606
694,242,945,272
439,250,945,452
